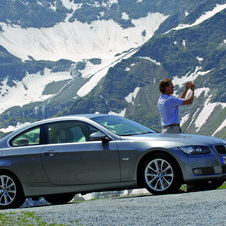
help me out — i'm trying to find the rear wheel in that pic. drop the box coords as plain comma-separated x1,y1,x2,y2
141,153,182,195
0,173,25,209
44,193,75,205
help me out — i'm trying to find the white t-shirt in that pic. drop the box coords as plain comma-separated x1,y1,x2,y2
157,94,183,126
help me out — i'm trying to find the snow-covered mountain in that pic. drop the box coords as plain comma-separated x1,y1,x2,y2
0,11,166,112
0,0,225,138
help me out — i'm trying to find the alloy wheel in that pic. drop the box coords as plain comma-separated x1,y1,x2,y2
144,158,174,192
0,175,17,207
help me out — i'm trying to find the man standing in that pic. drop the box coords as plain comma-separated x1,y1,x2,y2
157,79,195,133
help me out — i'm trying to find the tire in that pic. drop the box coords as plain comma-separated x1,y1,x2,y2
188,179,225,192
0,173,25,209
44,193,75,205
141,153,182,195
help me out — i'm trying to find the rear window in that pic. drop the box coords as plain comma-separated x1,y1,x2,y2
10,127,41,147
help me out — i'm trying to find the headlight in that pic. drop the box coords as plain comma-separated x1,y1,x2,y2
179,146,210,155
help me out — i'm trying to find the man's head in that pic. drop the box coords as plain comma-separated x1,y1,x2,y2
158,79,174,95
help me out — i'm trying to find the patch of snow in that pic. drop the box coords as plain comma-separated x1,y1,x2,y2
61,0,83,11
0,69,72,114
181,108,200,131
220,40,226,46
0,122,30,133
76,65,110,97
195,98,226,132
75,193,95,201
79,60,104,79
109,109,126,117
171,4,226,31
122,12,129,20
75,188,149,201
196,57,204,61
0,11,168,111
125,87,140,105
172,66,212,88
0,12,167,62
99,11,105,17
18,0,27,6
137,56,161,66
106,0,118,6
37,1,44,7
180,113,190,126
121,188,149,196
48,1,57,11
195,87,210,98
76,48,137,97
212,119,226,136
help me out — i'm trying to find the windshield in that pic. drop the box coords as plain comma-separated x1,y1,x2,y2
92,116,156,136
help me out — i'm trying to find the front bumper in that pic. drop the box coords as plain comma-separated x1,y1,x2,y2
171,145,226,183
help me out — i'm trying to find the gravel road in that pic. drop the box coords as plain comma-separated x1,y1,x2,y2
2,189,226,225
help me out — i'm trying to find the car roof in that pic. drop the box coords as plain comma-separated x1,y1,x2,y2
0,114,117,142
0,114,124,148
33,114,113,123
38,114,113,123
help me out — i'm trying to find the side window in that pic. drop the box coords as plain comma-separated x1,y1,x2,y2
47,121,101,144
10,127,41,147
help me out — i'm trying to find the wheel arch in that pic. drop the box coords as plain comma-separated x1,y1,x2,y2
0,169,26,209
0,169,25,196
136,150,184,188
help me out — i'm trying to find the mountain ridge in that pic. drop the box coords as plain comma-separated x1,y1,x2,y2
0,0,225,139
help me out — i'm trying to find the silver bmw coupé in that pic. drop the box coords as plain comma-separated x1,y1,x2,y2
0,114,225,209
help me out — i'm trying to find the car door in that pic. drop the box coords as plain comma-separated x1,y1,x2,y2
41,120,120,185
3,125,49,183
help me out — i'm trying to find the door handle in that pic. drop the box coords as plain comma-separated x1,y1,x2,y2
44,150,56,157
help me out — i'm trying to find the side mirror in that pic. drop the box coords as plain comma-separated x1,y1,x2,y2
89,132,110,142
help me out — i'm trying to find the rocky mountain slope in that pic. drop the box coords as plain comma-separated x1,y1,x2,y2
0,0,225,138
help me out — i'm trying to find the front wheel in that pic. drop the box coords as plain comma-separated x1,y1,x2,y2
0,173,25,209
44,193,75,205
141,153,182,195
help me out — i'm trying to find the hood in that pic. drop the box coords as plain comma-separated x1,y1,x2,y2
121,133,226,148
